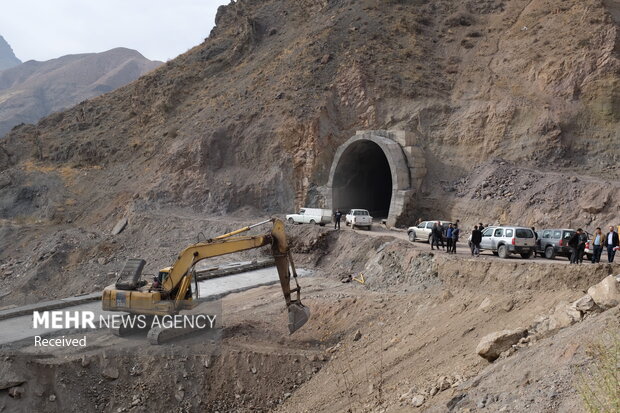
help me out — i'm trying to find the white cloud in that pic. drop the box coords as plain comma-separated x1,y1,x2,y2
0,0,230,62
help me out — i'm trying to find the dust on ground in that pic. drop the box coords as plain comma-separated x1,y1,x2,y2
1,222,619,412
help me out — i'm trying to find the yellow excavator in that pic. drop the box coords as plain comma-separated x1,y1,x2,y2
102,218,310,343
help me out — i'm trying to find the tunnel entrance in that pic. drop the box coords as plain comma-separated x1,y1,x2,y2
332,140,393,218
326,130,425,227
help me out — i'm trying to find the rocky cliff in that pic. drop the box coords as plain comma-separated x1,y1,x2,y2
0,35,21,70
0,0,618,228
0,47,161,137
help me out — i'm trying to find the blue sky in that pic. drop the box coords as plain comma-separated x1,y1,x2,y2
1,0,229,62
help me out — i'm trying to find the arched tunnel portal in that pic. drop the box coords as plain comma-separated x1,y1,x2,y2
326,131,424,226
332,140,393,218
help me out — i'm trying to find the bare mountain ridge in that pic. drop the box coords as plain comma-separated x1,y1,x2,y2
0,0,618,229
0,35,21,70
0,47,162,137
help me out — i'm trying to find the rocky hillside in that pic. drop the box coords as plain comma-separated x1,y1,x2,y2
0,48,161,137
0,35,21,70
0,0,618,229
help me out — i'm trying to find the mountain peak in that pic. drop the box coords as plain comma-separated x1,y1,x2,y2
0,35,21,70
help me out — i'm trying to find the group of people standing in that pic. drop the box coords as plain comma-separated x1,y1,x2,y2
430,221,461,254
567,226,620,264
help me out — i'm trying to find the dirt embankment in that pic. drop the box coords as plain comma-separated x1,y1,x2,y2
3,227,618,412
0,213,276,308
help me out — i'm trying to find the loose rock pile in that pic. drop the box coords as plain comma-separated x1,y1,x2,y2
476,274,620,363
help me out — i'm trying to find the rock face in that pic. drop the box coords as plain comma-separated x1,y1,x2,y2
0,47,161,137
0,35,21,70
0,0,619,305
587,275,620,310
0,0,618,227
476,328,528,362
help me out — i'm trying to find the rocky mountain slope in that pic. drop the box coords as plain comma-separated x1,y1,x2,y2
0,35,21,71
0,0,618,229
0,0,619,304
0,48,161,137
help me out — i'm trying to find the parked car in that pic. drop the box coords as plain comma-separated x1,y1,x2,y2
479,226,536,258
407,220,453,243
535,229,575,260
345,209,373,230
286,208,331,226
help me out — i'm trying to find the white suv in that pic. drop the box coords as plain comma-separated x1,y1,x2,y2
479,226,536,258
345,209,372,230
407,220,452,243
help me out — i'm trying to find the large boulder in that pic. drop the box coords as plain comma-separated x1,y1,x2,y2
587,275,620,310
548,302,582,331
476,328,528,361
0,362,26,390
572,294,598,313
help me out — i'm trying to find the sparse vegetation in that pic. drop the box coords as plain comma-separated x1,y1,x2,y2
577,332,620,413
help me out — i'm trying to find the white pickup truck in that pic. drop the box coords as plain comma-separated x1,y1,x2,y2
345,209,373,230
286,208,331,226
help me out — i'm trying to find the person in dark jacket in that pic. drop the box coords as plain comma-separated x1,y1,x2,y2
431,221,443,250
471,225,482,257
446,224,454,253
568,229,582,264
334,209,342,230
577,230,588,264
450,224,460,254
605,226,619,263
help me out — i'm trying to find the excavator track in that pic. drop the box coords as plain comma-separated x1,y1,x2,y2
111,315,151,337
147,324,214,345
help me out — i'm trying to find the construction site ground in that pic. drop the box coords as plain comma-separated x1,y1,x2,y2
1,219,618,413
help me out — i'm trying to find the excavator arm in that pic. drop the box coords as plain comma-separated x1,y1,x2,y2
103,219,310,335
161,234,272,303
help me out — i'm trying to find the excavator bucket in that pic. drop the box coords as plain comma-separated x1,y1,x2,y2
288,302,310,334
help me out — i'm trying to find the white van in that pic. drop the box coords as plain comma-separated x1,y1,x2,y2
286,208,332,226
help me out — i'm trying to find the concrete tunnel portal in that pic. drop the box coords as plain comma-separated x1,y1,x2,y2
325,130,427,227
332,140,393,218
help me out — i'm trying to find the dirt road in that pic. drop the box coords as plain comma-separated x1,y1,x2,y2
347,224,579,265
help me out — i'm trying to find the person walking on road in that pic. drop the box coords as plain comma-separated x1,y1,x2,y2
605,225,619,263
471,225,482,257
450,224,460,254
590,227,603,263
568,229,582,264
446,224,454,253
334,209,342,230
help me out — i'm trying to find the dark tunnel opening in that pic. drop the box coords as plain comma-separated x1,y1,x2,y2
332,140,393,218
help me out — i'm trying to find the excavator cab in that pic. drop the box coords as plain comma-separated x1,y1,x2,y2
157,268,171,285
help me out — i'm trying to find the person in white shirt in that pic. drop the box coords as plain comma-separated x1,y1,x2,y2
590,227,603,263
